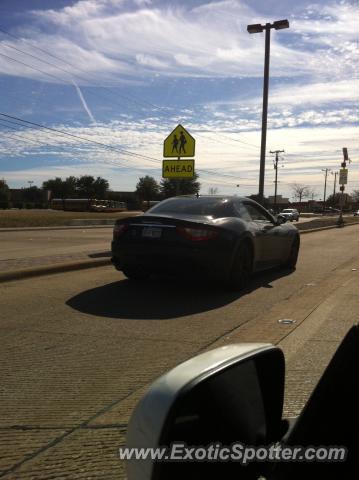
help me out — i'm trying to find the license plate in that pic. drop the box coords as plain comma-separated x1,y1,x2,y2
142,227,162,238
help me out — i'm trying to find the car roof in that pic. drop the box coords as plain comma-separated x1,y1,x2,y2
174,195,255,202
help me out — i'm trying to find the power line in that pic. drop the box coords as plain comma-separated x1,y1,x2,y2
0,112,161,164
0,112,249,182
0,49,259,156
0,27,161,112
0,25,260,152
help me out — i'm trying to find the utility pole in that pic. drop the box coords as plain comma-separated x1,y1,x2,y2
337,148,350,227
331,171,338,199
270,149,284,211
321,168,331,211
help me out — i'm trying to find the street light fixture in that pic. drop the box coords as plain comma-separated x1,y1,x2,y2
273,20,290,30
247,24,264,34
247,19,289,204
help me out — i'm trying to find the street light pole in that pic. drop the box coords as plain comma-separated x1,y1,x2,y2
247,19,289,204
259,24,271,204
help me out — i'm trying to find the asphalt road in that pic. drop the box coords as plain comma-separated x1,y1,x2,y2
1,225,359,478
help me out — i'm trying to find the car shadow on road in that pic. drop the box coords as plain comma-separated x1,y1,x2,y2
66,268,294,320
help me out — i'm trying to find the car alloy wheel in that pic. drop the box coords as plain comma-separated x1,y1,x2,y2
285,236,299,269
228,242,253,290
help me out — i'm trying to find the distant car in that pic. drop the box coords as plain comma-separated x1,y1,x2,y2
280,208,300,222
111,196,300,290
353,210,359,216
323,207,340,215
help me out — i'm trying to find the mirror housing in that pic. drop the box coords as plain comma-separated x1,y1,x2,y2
126,343,285,480
276,215,287,225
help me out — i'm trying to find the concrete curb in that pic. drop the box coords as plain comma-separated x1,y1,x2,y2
0,257,111,283
299,222,359,234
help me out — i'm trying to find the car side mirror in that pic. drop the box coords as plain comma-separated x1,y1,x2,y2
276,215,287,225
126,344,285,480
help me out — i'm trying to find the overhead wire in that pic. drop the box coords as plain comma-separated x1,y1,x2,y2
0,112,250,182
0,112,251,184
0,25,260,151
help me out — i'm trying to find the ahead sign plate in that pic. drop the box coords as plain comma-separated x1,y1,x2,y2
162,159,195,178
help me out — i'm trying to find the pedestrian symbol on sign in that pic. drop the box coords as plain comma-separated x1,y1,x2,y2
171,134,179,154
163,124,195,158
179,131,187,154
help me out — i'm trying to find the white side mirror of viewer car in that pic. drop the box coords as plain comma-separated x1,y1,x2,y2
126,343,285,480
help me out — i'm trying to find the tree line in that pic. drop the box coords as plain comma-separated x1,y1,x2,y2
134,174,200,203
42,176,109,200
41,174,200,202
0,174,201,209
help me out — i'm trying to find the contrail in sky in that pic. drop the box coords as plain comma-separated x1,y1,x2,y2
72,80,96,123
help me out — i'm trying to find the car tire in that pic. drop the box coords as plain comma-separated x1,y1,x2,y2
228,242,253,290
122,266,150,281
284,236,300,269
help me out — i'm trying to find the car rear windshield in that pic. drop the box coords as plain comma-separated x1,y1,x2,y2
147,197,235,217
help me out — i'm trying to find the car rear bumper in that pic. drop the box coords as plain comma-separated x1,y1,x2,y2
111,241,233,281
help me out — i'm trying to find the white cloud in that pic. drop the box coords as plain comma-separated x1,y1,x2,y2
1,1,359,197
2,119,358,197
0,0,354,83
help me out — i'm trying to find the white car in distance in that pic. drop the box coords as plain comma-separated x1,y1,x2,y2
279,208,300,222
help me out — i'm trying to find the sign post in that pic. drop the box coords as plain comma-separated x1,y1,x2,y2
337,148,350,227
163,125,195,195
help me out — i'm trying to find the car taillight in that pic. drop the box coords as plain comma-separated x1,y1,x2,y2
177,226,219,242
113,224,128,239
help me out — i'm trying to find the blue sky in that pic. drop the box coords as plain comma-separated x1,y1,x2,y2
0,0,358,199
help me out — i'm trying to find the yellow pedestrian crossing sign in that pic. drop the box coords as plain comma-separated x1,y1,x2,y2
163,124,195,158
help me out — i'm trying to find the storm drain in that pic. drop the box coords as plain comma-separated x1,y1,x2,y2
278,319,296,325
